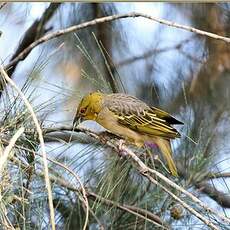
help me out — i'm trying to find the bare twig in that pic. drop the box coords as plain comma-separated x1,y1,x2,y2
0,67,56,230
5,12,230,72
0,127,24,175
116,36,195,67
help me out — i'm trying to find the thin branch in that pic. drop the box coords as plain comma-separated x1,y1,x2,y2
5,12,230,73
0,66,56,230
88,191,169,229
116,37,194,67
195,181,230,209
0,127,24,175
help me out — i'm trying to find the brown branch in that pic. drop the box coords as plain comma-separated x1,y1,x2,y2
195,181,230,209
5,11,230,74
88,191,169,229
177,161,230,209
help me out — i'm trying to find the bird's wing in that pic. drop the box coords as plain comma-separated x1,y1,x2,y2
105,94,182,139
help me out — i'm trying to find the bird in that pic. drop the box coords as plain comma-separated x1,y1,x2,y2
73,92,183,176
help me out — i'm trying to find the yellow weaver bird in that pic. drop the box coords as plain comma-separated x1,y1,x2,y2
73,92,183,176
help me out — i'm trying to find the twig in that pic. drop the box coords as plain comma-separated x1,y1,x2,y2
143,173,219,230
0,66,56,230
116,36,194,67
118,143,229,225
0,127,24,175
5,12,230,72
88,191,169,229
195,181,230,209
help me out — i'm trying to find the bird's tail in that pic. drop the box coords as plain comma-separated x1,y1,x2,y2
155,138,178,177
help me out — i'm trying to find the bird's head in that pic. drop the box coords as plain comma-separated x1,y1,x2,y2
73,92,104,126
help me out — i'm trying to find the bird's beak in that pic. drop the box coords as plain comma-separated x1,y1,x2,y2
73,114,83,127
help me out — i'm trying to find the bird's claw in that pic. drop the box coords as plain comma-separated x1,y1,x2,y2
117,139,127,157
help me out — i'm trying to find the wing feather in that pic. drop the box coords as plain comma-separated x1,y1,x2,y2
104,93,182,139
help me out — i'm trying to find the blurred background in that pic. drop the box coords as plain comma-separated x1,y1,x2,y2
1,2,230,229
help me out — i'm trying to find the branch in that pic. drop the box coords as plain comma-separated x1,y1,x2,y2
45,125,229,228
195,181,230,209
44,126,230,209
0,67,56,230
5,11,230,73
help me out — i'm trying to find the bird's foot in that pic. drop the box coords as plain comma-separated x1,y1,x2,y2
117,139,127,157
144,141,158,149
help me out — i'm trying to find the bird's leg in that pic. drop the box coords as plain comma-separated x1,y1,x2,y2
117,139,127,157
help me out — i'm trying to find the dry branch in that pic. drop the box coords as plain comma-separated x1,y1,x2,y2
44,125,230,229
5,11,230,74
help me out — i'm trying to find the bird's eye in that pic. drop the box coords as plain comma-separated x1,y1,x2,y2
80,108,86,114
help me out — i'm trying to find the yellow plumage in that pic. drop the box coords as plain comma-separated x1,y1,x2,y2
74,92,183,176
